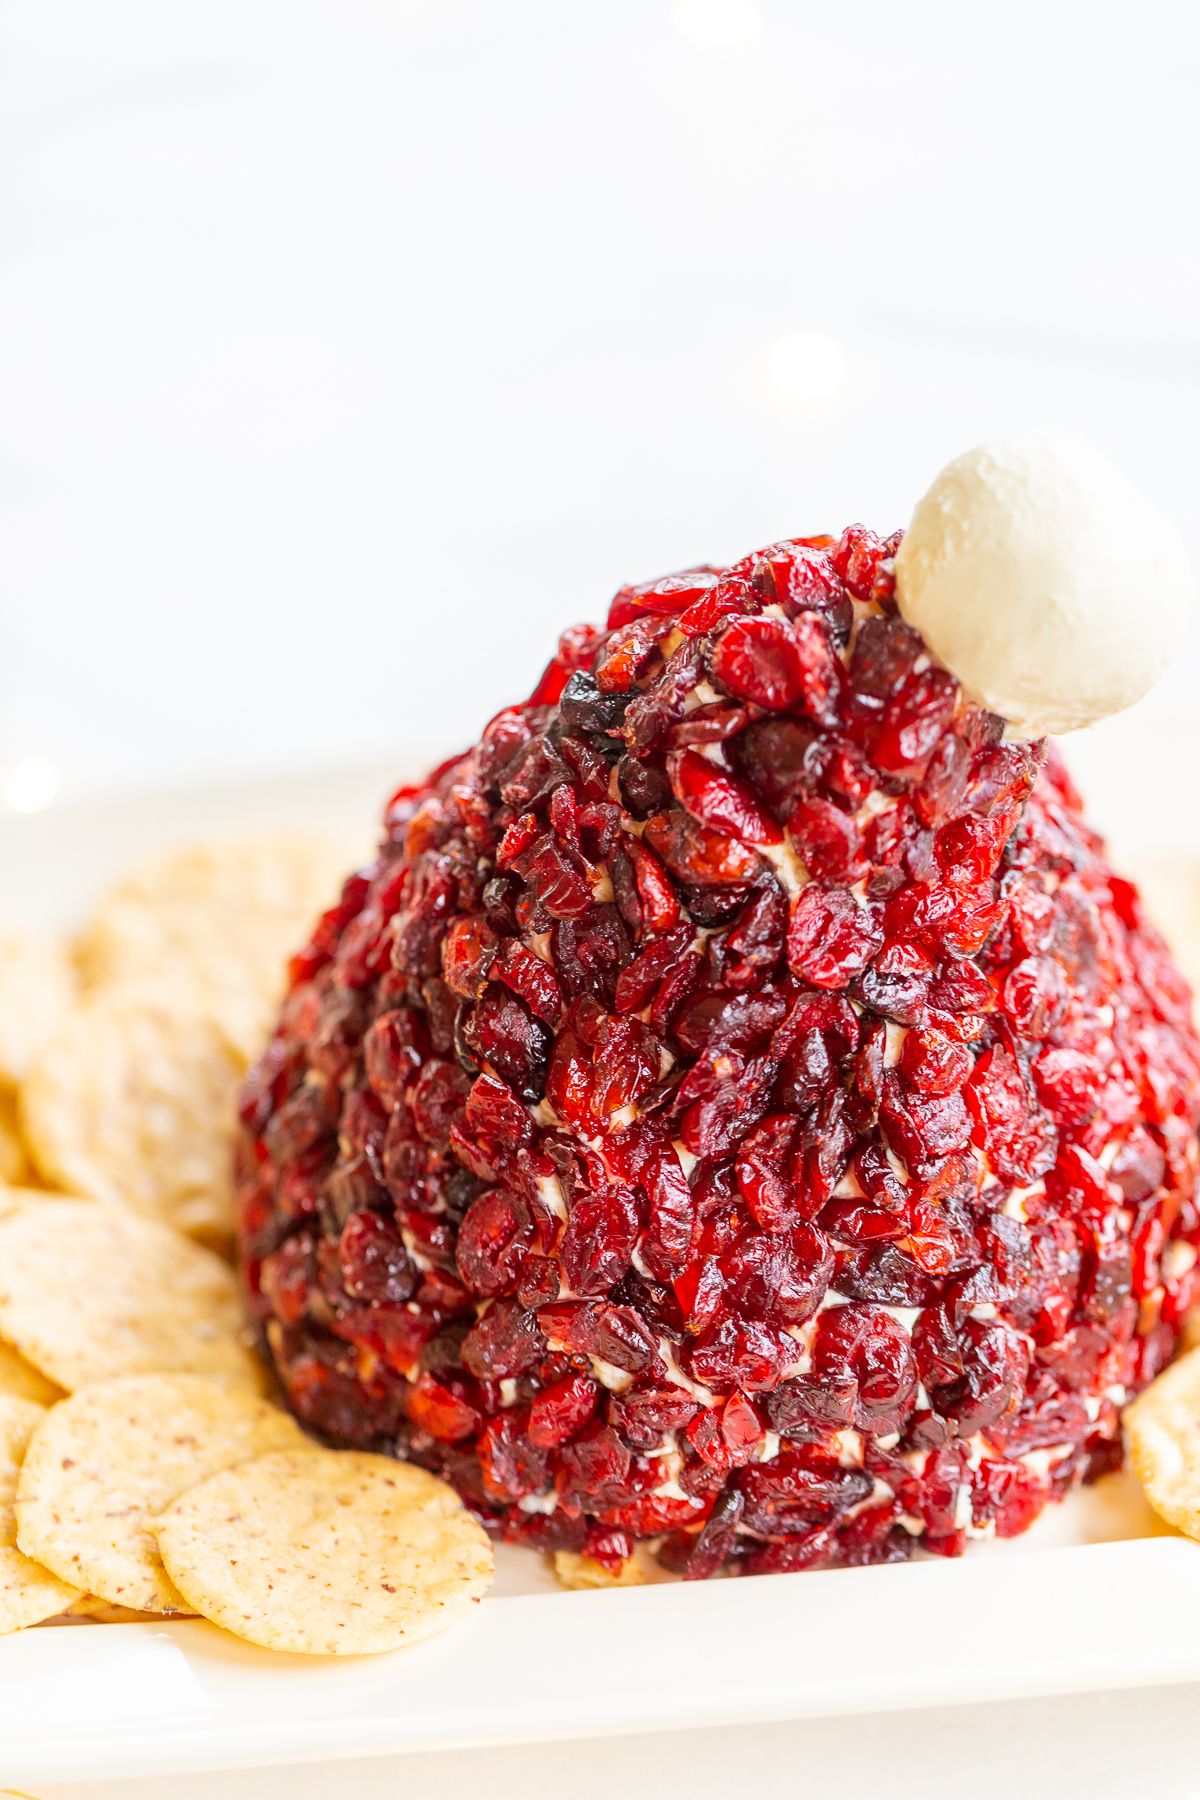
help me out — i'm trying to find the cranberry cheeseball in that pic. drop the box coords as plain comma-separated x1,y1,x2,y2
236,527,1200,1577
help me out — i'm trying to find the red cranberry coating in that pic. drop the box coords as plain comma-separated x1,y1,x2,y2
237,524,1200,1579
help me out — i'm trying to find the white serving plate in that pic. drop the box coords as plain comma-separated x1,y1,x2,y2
3,753,1200,1787
1,1485,1199,1785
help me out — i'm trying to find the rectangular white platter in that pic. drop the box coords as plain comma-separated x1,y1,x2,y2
2,749,1199,1787
2,1487,1199,1786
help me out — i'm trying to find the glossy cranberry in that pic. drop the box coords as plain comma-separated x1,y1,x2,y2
1003,956,1068,1039
722,1224,834,1325
787,886,883,989
712,615,842,724
456,1189,534,1297
642,810,763,887
737,1447,873,1534
900,1025,973,1096
462,985,552,1100
669,748,782,846
338,1211,416,1305
967,1046,1059,1185
812,1303,918,1433
479,1412,549,1501
873,667,957,776
688,1318,793,1392
559,1187,641,1294
1034,1047,1105,1127
522,1373,596,1449
407,1375,481,1443
787,796,867,883
461,1300,546,1379
929,1316,1031,1435
850,614,922,698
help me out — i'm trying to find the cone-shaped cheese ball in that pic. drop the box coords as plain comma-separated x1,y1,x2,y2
236,524,1200,1577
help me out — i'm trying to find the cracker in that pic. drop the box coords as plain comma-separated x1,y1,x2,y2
19,986,245,1242
1181,1309,1200,1355
0,1397,80,1633
65,1593,168,1623
17,1374,305,1613
553,1548,652,1590
0,1090,29,1186
76,834,352,1056
0,1339,62,1407
0,1200,263,1394
1125,1346,1200,1540
152,1447,493,1655
0,928,76,1089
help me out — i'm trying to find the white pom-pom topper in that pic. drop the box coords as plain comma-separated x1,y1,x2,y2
894,435,1193,738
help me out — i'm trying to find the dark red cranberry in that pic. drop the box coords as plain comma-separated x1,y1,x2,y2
337,1211,416,1305
688,1318,793,1393
711,616,815,715
788,886,883,989
559,1187,641,1295
456,1190,534,1298
737,1447,873,1533
528,1373,599,1448
461,1300,546,1379
722,1224,834,1325
812,1304,918,1434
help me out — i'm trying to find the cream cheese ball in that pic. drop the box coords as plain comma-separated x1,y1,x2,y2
894,435,1193,738
239,511,1200,1582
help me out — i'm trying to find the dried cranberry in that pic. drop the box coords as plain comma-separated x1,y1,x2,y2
461,1300,546,1379
722,1224,834,1325
788,886,883,989
559,1187,641,1295
528,1373,599,1448
456,1190,534,1298
688,1318,793,1393
812,1303,918,1434
668,748,782,846
337,1211,416,1305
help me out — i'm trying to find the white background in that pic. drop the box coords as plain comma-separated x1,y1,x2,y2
4,4,1200,1795
2,0,1198,807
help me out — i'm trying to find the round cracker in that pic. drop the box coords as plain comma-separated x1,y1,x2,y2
0,1397,80,1633
76,834,352,1055
0,1339,62,1407
0,928,76,1089
152,1448,493,1655
20,986,245,1242
1126,1346,1200,1540
0,1200,263,1394
17,1374,306,1614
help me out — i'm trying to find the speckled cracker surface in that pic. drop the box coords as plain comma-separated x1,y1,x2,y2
153,1447,493,1655
0,1200,263,1394
1126,1346,1200,1540
0,928,76,1090
0,1397,80,1633
20,986,245,1243
16,1374,305,1614
75,834,353,1057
